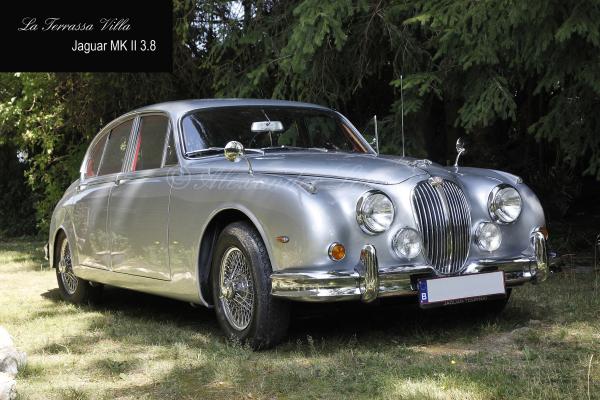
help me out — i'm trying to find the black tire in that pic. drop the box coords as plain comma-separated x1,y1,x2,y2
55,234,103,304
211,221,290,349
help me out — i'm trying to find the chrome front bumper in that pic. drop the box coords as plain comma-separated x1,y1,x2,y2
271,234,552,303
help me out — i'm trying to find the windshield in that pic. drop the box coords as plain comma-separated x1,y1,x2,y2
181,106,370,155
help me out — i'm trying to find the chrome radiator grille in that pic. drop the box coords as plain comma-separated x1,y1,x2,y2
412,179,471,274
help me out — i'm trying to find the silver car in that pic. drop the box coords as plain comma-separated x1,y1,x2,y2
48,99,550,348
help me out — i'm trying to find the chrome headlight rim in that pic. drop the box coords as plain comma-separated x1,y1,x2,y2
356,190,395,235
391,228,423,260
488,184,522,224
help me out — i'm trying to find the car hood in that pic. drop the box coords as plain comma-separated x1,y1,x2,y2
245,152,430,184
187,152,521,185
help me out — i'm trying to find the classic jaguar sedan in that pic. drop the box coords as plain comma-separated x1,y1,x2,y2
48,99,551,348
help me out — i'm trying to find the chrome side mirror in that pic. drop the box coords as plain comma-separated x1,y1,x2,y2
224,141,244,162
454,137,467,167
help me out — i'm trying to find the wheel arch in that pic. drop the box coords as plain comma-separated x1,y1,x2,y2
196,207,272,306
51,226,68,269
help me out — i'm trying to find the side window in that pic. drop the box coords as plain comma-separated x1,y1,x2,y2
97,120,133,176
164,129,178,166
85,133,108,178
131,115,170,171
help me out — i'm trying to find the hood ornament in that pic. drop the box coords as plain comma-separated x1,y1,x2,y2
429,176,444,188
454,137,468,167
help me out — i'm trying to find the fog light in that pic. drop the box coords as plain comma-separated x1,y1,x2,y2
476,222,502,252
392,228,422,259
328,243,346,261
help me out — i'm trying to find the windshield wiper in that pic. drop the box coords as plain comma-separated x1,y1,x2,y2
185,147,224,157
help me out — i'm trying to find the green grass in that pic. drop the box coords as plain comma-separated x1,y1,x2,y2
1,237,599,399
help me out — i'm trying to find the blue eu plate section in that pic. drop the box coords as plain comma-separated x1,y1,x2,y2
418,280,429,304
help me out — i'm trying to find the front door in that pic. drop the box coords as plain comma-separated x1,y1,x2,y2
108,114,173,280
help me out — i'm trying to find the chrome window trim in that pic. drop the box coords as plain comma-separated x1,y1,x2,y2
121,116,140,174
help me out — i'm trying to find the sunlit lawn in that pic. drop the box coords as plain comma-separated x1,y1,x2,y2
1,237,599,399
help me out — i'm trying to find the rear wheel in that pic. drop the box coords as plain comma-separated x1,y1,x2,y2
211,221,290,349
55,234,103,304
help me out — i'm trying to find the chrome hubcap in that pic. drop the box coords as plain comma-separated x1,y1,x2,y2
59,240,78,295
219,247,254,331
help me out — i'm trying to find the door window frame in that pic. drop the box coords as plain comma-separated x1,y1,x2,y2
126,111,177,175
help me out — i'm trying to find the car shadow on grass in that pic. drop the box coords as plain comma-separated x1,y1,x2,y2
41,284,536,350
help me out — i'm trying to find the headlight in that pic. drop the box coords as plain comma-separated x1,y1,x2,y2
476,222,502,252
392,228,422,259
356,191,394,234
488,185,522,223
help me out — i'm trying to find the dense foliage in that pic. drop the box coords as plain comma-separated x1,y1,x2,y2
1,0,599,235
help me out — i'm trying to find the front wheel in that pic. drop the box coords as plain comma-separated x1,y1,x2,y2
211,221,290,349
55,235,103,304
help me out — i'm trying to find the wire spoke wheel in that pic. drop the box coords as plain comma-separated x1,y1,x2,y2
59,240,78,295
219,246,255,331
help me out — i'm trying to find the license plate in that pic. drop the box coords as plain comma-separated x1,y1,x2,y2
418,271,506,308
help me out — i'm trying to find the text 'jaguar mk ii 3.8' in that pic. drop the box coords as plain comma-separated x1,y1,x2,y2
48,99,553,348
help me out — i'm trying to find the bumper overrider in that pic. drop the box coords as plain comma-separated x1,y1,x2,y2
271,230,553,302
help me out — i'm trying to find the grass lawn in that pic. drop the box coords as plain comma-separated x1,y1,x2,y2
1,237,599,400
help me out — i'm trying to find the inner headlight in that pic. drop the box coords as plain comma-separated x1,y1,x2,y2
356,191,394,234
392,228,422,259
476,222,502,252
488,185,522,223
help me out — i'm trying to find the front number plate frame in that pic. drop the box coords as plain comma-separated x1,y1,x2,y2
418,271,506,308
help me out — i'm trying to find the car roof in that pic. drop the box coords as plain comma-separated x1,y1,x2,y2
133,98,332,119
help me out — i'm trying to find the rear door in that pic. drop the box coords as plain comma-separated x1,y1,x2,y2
73,119,134,270
108,113,174,280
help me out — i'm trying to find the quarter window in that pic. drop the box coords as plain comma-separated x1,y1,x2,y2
132,115,170,171
97,120,133,176
85,133,108,178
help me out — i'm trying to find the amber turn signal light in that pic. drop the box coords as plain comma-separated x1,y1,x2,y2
539,226,549,240
328,243,346,261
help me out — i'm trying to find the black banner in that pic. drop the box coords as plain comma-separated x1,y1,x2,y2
1,0,173,72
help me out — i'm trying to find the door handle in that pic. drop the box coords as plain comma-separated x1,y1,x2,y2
76,184,87,192
115,179,127,186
